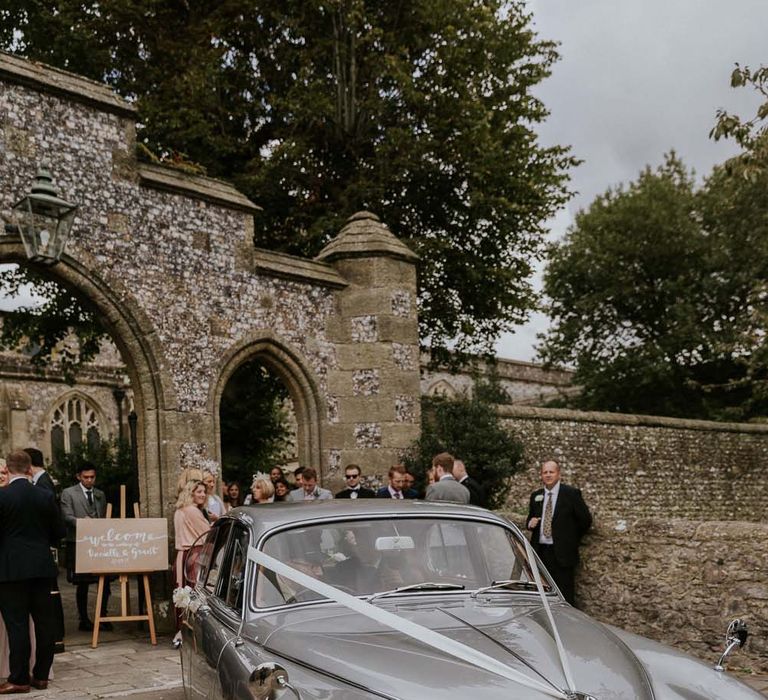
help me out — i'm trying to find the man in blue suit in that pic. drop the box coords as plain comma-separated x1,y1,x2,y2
376,465,416,499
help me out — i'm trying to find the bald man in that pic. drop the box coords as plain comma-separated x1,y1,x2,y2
526,460,592,606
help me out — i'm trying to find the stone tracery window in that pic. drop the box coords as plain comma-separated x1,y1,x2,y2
50,395,102,457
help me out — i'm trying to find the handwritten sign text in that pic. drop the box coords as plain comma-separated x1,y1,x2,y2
76,518,169,574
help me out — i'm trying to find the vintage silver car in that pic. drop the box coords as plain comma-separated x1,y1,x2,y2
179,500,760,699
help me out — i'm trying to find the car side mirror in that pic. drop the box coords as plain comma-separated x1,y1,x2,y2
249,662,301,699
714,618,748,672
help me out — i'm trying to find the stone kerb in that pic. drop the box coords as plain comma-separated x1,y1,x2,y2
317,212,421,488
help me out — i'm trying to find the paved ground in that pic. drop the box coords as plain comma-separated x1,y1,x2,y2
3,578,766,698
2,577,185,699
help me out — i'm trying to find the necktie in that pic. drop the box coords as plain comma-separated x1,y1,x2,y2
395,491,403,499
543,491,553,538
351,489,358,499
86,490,94,508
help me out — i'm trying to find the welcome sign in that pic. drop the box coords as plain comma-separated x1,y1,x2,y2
76,518,169,574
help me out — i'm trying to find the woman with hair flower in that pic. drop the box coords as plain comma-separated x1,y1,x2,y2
172,480,211,648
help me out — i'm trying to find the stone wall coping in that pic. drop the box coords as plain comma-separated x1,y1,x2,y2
0,51,136,118
138,164,260,214
0,356,126,388
316,211,419,263
496,403,768,434
421,351,575,386
497,511,768,536
252,247,348,289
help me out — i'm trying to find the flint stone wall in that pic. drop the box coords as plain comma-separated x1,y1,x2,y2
500,405,768,671
0,53,421,514
580,519,768,673
499,405,768,522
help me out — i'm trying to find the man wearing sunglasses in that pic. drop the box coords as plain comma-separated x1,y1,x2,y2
335,465,376,499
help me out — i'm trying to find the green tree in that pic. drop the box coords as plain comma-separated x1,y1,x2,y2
696,157,768,415
0,265,106,384
219,360,294,488
540,152,768,420
711,64,768,180
1,0,575,361
405,380,524,508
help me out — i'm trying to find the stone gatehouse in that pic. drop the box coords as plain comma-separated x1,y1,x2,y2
0,51,421,517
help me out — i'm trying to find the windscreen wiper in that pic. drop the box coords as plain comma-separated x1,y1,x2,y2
367,582,465,603
470,580,543,598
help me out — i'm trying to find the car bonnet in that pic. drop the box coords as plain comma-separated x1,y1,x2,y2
250,598,653,700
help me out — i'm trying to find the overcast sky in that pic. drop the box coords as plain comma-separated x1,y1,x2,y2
496,0,768,362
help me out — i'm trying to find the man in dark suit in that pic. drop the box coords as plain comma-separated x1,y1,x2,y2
526,459,592,606
335,465,376,499
23,447,65,655
0,450,61,693
453,459,485,507
60,462,112,631
24,448,55,494
401,471,419,499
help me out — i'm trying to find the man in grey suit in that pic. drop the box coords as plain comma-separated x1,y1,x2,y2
287,467,332,502
425,452,470,504
60,462,112,631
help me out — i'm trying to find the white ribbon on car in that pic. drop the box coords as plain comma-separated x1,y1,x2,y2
521,536,577,694
247,546,569,699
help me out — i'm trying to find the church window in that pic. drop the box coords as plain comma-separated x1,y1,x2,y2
49,396,103,457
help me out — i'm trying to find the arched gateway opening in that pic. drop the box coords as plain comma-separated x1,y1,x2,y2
213,333,324,497
0,240,169,517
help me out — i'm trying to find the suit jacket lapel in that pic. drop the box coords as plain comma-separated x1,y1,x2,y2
76,486,89,514
552,485,568,522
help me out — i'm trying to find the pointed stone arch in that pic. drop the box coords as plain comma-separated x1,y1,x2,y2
211,331,325,479
0,240,173,516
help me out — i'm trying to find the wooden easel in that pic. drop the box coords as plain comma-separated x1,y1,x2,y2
92,485,157,648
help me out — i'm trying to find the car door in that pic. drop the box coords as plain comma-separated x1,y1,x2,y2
211,523,252,699
182,519,233,700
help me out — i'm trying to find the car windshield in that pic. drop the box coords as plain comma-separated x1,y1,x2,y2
253,517,549,607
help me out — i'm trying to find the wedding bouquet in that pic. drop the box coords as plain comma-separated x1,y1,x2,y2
172,585,193,609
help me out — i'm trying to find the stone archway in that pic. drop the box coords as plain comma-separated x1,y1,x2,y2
211,331,324,479
0,240,172,516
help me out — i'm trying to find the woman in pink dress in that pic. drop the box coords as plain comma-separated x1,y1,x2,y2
172,480,210,648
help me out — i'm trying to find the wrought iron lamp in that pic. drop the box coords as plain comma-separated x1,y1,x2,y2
5,168,78,264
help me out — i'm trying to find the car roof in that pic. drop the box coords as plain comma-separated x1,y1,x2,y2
225,499,509,539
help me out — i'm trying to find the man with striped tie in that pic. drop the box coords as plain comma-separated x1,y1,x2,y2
526,459,592,607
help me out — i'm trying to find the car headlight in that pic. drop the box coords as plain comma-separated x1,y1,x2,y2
248,662,301,700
